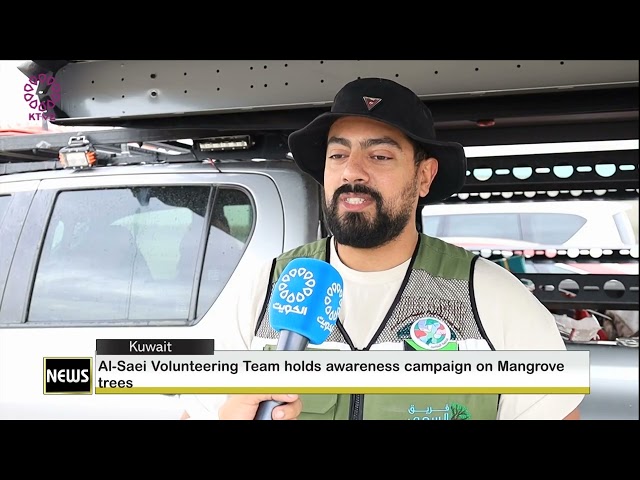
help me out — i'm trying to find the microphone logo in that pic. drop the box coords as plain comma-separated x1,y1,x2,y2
324,282,343,322
277,266,316,303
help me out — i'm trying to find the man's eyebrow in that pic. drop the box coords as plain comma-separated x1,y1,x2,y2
327,136,351,148
362,136,403,150
327,136,403,150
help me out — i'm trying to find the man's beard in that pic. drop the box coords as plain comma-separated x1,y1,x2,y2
323,180,418,248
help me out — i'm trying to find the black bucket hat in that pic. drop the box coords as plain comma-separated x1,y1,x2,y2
288,77,467,205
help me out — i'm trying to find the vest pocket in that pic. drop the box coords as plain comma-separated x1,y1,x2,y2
298,394,338,420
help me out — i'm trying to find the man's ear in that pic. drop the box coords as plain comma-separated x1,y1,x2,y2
418,157,439,198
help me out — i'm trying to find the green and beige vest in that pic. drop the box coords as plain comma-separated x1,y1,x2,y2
252,234,499,420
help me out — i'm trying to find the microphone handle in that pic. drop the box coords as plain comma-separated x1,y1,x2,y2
275,330,311,351
254,399,284,420
253,330,310,420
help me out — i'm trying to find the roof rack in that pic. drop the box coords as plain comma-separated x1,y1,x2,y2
14,60,638,147
18,60,638,125
0,127,294,175
4,60,638,202
2,128,637,204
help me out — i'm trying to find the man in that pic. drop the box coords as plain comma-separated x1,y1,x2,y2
180,77,584,420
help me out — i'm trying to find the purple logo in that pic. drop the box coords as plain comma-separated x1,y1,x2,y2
23,74,61,121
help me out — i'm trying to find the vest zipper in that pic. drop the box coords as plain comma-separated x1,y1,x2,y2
337,236,418,421
349,393,364,420
335,323,366,421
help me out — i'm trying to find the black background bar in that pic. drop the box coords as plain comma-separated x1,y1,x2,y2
96,339,215,355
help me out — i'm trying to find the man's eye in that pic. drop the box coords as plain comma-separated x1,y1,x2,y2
328,153,347,159
371,155,392,161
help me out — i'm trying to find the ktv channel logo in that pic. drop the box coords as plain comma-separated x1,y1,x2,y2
23,73,61,122
44,358,93,394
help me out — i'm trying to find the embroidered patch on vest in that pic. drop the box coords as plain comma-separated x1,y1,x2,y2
408,317,456,350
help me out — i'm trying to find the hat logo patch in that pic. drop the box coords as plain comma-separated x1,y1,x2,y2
363,96,382,111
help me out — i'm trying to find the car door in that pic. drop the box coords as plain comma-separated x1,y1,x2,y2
0,169,284,419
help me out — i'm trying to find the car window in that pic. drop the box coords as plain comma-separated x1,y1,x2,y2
522,213,587,244
196,187,253,316
422,214,441,237
27,185,252,323
0,195,10,225
432,213,522,241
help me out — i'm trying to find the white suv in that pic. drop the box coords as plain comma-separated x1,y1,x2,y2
421,200,638,252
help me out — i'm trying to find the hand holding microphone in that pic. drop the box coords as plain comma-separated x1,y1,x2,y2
218,393,303,420
254,257,343,420
218,257,344,420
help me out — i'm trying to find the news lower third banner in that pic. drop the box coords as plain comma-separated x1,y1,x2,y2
89,339,590,395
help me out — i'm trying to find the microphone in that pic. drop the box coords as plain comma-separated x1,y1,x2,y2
254,257,344,420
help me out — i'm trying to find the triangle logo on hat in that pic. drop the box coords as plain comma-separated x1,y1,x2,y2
363,96,382,111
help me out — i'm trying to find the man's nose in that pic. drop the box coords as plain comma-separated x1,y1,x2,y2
341,151,369,184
